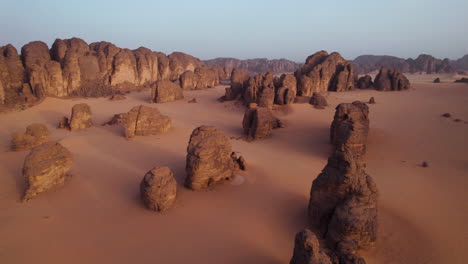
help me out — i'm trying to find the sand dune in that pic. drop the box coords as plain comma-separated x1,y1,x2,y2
0,74,467,264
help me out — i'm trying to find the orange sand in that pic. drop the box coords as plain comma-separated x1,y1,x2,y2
0,74,467,264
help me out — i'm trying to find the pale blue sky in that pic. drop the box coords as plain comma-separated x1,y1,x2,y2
1,0,467,61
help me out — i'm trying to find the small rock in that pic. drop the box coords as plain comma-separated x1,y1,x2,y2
454,119,462,122
433,78,441,83
441,113,451,118
140,167,177,212
109,94,126,101
188,98,197,103
368,97,376,104
57,117,69,129
421,161,429,168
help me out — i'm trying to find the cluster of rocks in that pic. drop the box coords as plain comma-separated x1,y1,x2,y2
140,126,247,212
356,67,411,91
58,103,93,131
291,101,378,264
0,37,226,110
223,69,297,107
295,51,356,95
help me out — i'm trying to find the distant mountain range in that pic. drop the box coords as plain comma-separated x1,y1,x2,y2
205,54,468,75
203,58,302,74
353,54,468,74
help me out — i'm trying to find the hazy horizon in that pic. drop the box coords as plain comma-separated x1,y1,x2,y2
1,0,467,62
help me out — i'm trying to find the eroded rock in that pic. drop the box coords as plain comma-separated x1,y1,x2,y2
290,229,333,264
124,105,172,138
11,123,50,151
242,104,282,140
357,75,373,89
185,126,241,190
69,103,93,131
150,80,184,103
374,67,410,91
22,142,73,201
140,167,177,212
309,93,328,109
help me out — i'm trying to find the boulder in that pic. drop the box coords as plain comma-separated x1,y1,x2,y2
308,101,377,262
185,126,240,190
11,123,50,151
290,229,333,264
309,93,328,109
295,51,355,95
58,117,70,129
374,67,410,91
124,105,172,138
140,167,177,212
368,97,376,104
357,75,374,89
433,78,441,83
224,68,249,101
69,103,93,131
151,80,184,103
22,142,73,201
242,104,282,140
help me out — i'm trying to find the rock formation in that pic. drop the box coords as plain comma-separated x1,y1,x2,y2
300,101,377,263
275,74,297,105
374,67,410,91
11,123,50,151
210,65,231,81
185,126,244,191
309,93,328,109
290,229,333,264
22,142,73,201
150,80,184,103
224,68,249,101
179,67,219,90
1,37,207,110
124,105,172,138
295,51,355,96
204,57,301,74
356,75,373,89
69,103,93,131
242,103,282,140
140,167,177,212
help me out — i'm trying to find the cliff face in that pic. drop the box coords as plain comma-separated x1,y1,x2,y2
0,37,205,108
204,57,301,74
353,54,465,74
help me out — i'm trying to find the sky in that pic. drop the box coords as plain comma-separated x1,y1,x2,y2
1,0,467,62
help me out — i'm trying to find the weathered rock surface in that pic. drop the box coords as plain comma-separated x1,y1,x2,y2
179,67,219,90
275,74,297,105
22,142,73,201
1,37,208,110
151,80,184,103
290,229,333,264
242,104,282,140
69,103,93,131
11,123,50,151
124,105,172,138
356,75,373,89
295,51,355,96
185,126,240,190
140,167,177,212
374,67,410,91
224,68,249,101
309,93,328,109
307,101,378,263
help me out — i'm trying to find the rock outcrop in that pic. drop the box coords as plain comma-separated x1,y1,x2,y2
242,104,282,140
69,103,93,131
290,229,333,264
11,123,50,151
22,142,73,201
185,126,242,191
140,167,177,212
309,93,328,109
224,68,250,101
275,74,297,105
179,67,219,90
124,105,172,138
374,67,410,91
303,101,377,263
1,37,207,110
150,80,184,103
356,75,373,89
295,51,355,96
